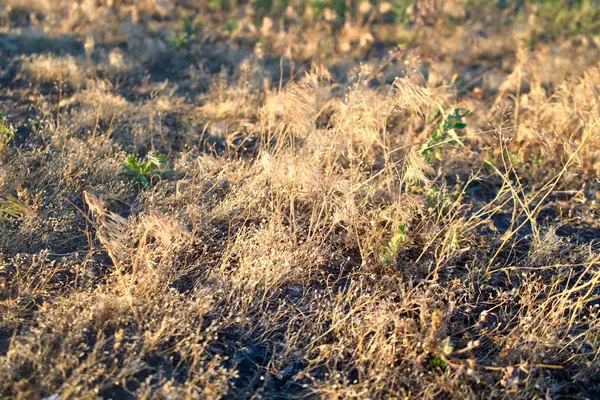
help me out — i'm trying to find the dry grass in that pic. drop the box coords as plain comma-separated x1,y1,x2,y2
19,54,86,89
1,1,600,399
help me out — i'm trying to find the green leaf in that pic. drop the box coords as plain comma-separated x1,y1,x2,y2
430,355,446,368
379,225,408,265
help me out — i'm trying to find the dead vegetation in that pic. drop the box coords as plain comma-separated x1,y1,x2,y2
1,0,600,399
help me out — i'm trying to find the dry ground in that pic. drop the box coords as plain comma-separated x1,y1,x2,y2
1,1,600,399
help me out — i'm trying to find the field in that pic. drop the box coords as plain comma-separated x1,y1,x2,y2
1,1,600,398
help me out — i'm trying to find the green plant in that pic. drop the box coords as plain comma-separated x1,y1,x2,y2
169,16,197,51
531,0,600,41
484,156,496,173
253,0,290,17
0,112,15,147
429,336,452,369
392,0,415,24
121,154,169,186
419,107,470,164
310,0,347,22
208,0,234,11
429,355,447,368
225,18,237,33
379,225,407,266
508,151,523,168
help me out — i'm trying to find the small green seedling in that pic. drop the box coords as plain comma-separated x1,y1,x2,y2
379,225,407,266
420,107,470,164
207,0,230,11
225,18,237,33
310,0,346,21
0,112,14,137
508,151,523,168
121,154,169,186
429,336,453,369
170,16,197,51
429,355,447,369
392,0,414,24
0,112,15,146
0,112,16,163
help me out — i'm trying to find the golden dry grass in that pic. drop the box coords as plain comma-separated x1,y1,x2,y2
1,1,600,399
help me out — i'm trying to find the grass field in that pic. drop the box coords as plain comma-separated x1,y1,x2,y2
1,1,600,398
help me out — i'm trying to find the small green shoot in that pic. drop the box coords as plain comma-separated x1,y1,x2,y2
379,225,407,266
429,337,453,369
225,18,237,33
121,154,169,187
310,0,346,22
0,112,15,148
420,107,470,164
508,151,523,168
170,16,197,51
208,0,232,11
429,355,447,369
392,0,415,24
0,112,15,139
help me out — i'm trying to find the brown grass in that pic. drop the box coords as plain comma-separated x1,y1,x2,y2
1,1,600,399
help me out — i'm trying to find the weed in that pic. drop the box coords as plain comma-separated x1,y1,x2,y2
0,112,14,141
531,154,543,166
208,0,236,11
225,18,237,33
310,0,347,22
379,225,407,266
0,112,15,158
393,0,416,24
429,355,447,369
121,154,169,186
169,16,197,51
530,0,600,41
253,0,289,18
2,1,600,399
419,107,470,164
508,151,523,168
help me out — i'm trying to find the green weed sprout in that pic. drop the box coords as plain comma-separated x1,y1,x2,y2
0,112,15,146
122,154,169,186
379,225,407,266
170,16,196,51
419,107,470,164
